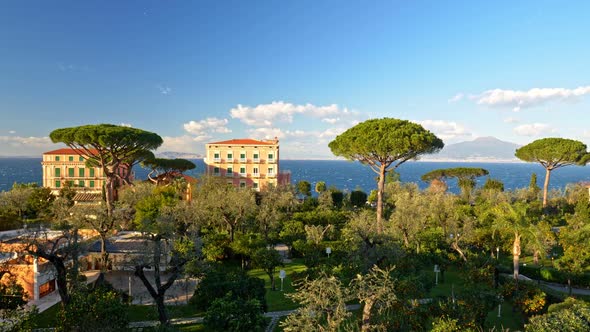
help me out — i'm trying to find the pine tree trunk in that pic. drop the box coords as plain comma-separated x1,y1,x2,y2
542,168,551,208
376,165,386,234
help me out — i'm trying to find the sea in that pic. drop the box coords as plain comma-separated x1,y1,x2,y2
1,158,590,195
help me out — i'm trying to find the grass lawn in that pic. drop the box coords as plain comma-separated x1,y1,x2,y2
427,266,525,331
247,258,307,312
32,303,61,328
126,304,202,322
33,302,203,328
485,301,524,331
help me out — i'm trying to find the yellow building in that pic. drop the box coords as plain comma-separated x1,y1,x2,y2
204,138,290,190
41,148,105,195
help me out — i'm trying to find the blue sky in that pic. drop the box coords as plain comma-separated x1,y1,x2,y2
2,1,590,158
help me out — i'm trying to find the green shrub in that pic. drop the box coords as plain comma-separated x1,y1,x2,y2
203,292,266,332
190,269,267,312
500,280,547,317
520,265,542,280
525,298,590,331
56,285,129,332
539,268,566,283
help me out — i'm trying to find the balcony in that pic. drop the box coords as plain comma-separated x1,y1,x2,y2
252,172,260,178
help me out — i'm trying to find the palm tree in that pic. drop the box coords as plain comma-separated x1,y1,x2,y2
492,201,538,281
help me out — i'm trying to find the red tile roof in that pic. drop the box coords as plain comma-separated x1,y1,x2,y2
44,148,99,155
208,138,277,146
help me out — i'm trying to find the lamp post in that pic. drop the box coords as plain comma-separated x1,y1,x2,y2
326,247,331,258
496,247,500,260
434,265,440,285
279,270,286,292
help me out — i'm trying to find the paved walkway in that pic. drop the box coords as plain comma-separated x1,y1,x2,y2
27,270,197,312
506,273,590,296
129,304,362,331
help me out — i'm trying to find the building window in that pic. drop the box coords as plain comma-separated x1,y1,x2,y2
227,152,233,160
78,180,85,187
55,156,60,161
253,167,259,177
227,167,233,176
68,168,75,177
214,167,220,176
240,167,246,176
68,180,74,187
55,180,61,188
39,280,56,298
79,168,85,177
268,167,274,174
55,168,61,177
69,156,74,161
240,181,246,188
253,182,259,190
253,153,259,162
79,156,84,162
240,152,246,162
89,168,95,177
89,180,95,188
268,153,274,161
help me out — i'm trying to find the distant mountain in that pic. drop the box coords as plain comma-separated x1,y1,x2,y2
155,151,203,159
423,137,521,162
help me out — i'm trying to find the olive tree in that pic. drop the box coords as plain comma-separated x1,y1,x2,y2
329,118,443,233
132,186,201,326
49,124,163,216
515,138,590,207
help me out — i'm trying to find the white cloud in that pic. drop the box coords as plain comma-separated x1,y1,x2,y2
158,135,209,154
322,118,340,124
8,130,16,134
120,123,132,127
230,101,346,127
157,85,172,95
183,118,231,136
248,128,286,139
513,123,557,136
0,136,57,156
473,86,590,111
503,117,519,123
581,130,590,138
318,127,347,139
448,93,464,103
417,120,472,141
247,128,309,140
